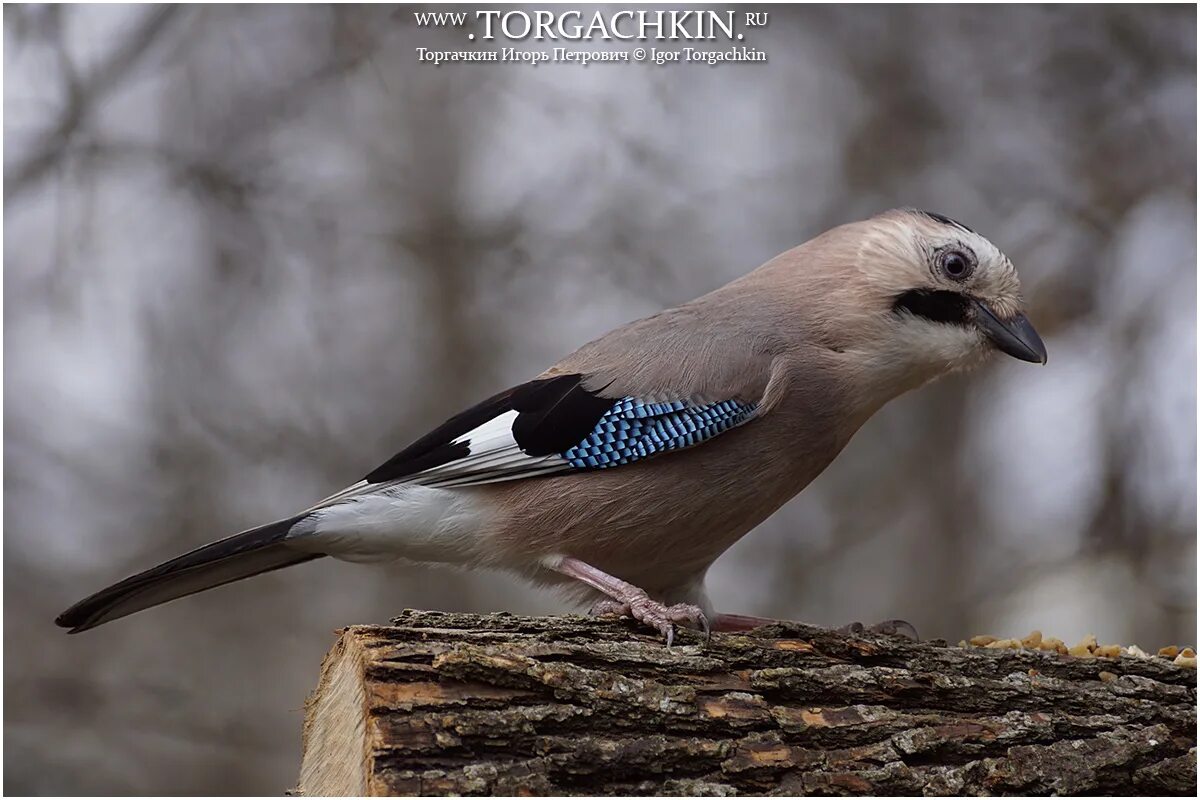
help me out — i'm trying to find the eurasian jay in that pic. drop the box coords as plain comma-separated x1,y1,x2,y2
57,209,1047,641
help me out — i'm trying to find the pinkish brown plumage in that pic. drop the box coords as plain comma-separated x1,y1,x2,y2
58,209,1046,640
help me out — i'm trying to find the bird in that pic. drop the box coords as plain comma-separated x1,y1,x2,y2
57,208,1047,642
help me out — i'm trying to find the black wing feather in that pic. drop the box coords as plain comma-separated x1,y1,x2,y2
363,374,613,484
510,375,614,456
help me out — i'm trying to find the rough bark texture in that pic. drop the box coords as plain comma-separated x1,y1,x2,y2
298,611,1196,796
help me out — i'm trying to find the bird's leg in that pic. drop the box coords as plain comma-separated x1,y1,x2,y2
549,556,709,646
713,612,919,641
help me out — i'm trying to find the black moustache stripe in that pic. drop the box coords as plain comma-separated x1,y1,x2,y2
893,289,972,325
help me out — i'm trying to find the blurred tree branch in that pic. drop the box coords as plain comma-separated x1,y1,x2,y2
5,5,184,203
5,5,1193,794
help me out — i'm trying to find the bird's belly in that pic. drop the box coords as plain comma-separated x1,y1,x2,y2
477,440,827,596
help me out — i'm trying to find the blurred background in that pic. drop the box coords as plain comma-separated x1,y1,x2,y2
4,3,1195,794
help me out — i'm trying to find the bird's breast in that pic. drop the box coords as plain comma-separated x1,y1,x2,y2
476,402,849,593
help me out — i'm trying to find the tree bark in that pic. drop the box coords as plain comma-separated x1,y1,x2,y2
298,611,1196,796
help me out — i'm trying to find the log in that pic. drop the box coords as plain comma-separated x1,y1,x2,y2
298,610,1196,796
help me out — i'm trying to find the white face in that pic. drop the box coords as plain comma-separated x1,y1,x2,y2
855,210,1046,386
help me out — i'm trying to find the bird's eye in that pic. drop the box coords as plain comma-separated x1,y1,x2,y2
938,249,973,281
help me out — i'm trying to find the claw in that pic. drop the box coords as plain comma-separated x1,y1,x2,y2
551,558,708,647
618,596,706,646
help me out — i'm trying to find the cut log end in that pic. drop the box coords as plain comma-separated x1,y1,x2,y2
298,611,1197,796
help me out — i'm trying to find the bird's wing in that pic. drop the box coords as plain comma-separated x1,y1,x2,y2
317,300,785,503
319,372,764,502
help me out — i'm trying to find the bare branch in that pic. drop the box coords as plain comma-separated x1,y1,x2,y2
5,5,184,203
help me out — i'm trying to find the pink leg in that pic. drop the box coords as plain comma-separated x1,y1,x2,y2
550,557,709,646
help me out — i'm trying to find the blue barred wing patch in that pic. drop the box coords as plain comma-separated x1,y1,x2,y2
347,375,761,492
561,397,757,469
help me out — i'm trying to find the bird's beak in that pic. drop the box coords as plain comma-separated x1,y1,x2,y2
971,299,1048,364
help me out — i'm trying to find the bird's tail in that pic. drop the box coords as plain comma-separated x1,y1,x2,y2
55,514,323,633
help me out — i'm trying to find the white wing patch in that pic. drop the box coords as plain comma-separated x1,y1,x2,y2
411,410,570,488
307,412,572,508
312,394,758,507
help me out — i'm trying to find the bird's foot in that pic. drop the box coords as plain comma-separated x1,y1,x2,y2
588,599,630,617
589,594,709,647
630,593,710,647
551,556,709,646
837,618,920,641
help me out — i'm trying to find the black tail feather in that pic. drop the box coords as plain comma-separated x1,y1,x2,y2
56,514,323,633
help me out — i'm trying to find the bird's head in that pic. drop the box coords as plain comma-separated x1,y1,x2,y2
783,208,1046,398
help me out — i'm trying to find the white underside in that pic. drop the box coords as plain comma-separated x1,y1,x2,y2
289,410,567,564
288,484,492,565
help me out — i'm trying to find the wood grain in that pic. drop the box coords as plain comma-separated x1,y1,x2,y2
298,611,1196,796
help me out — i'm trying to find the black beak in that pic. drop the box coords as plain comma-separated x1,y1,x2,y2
972,300,1048,364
